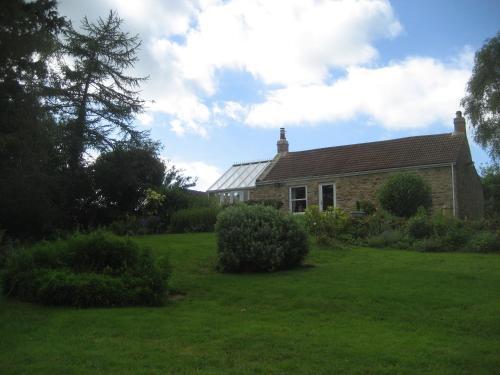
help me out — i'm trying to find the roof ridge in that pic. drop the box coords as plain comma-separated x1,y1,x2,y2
288,132,456,155
233,159,272,166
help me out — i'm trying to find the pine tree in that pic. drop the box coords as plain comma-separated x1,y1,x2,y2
50,10,147,171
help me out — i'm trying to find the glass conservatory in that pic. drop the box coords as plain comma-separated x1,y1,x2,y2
207,160,271,204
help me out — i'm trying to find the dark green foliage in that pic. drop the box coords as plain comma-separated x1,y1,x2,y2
481,164,500,218
93,143,166,215
0,230,14,268
364,210,404,237
468,231,499,253
378,173,432,217
246,199,284,210
430,214,471,251
406,209,433,239
355,200,377,215
157,187,209,222
215,205,309,272
0,0,68,238
413,237,444,252
107,188,215,235
407,214,472,252
440,225,471,251
365,230,407,248
304,205,351,245
170,207,219,233
108,216,148,236
49,11,147,171
2,231,170,307
461,32,500,161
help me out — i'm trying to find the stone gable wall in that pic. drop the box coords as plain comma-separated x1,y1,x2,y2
251,166,455,215
454,143,484,219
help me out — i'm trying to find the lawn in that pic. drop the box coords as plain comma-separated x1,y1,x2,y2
1,233,499,374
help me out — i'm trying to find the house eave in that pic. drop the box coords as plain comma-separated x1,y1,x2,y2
207,187,255,194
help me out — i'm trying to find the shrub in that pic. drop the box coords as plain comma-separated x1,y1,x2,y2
170,207,219,233
349,216,369,239
413,237,444,252
215,205,309,272
2,231,170,307
365,230,406,248
0,229,15,269
364,210,404,237
430,214,471,251
304,205,351,244
355,200,377,215
467,231,499,253
378,173,432,217
406,209,433,239
246,199,283,210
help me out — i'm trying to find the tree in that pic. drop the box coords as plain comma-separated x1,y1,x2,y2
378,173,432,218
461,32,500,162
163,163,197,189
92,143,165,216
0,0,67,238
481,164,500,219
49,10,147,171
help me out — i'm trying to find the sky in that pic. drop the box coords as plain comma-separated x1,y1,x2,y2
57,0,500,191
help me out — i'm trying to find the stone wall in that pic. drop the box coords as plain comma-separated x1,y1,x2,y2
455,143,484,219
251,165,455,215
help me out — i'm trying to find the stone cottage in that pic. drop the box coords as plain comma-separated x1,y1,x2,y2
207,112,484,219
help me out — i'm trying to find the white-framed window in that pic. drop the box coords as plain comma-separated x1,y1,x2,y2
218,190,249,204
289,186,307,213
319,183,336,211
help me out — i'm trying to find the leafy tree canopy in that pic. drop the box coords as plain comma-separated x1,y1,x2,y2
461,32,500,162
0,0,67,238
481,164,500,219
93,142,165,214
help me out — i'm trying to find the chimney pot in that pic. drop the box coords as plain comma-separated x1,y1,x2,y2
277,128,289,153
453,110,466,135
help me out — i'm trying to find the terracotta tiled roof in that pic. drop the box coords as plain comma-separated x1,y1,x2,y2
259,133,465,182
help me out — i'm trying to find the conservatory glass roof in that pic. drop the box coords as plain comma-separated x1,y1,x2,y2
207,160,272,192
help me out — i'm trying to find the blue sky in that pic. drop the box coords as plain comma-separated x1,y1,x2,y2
59,0,499,190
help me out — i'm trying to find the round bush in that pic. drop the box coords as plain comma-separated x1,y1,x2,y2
378,173,432,218
2,231,170,307
215,205,309,272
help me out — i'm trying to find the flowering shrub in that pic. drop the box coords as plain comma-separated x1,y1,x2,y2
304,205,351,244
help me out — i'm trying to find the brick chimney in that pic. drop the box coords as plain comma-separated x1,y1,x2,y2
453,111,466,135
277,127,289,154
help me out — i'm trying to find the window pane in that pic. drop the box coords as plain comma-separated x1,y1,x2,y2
292,199,307,213
321,184,334,211
291,186,306,200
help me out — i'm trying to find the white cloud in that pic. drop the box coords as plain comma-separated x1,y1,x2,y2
245,55,472,130
60,0,198,36
211,101,248,127
58,0,471,137
136,112,154,126
172,0,402,93
169,159,222,191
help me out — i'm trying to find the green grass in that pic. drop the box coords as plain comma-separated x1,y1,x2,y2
1,233,499,374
